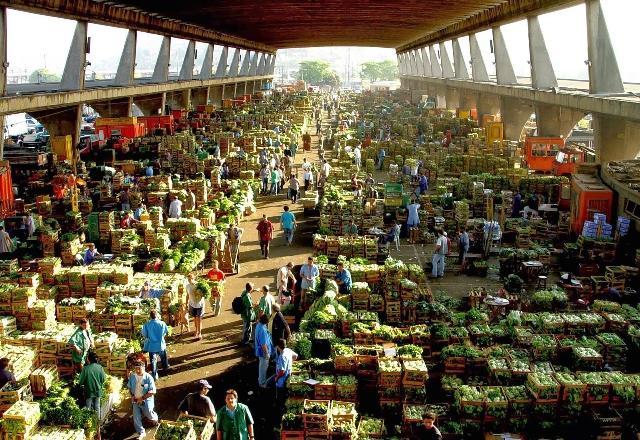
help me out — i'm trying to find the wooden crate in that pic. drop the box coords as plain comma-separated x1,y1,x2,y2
177,414,214,440
29,365,57,397
280,431,305,440
303,399,330,432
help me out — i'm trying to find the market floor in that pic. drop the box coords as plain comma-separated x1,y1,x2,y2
106,113,504,439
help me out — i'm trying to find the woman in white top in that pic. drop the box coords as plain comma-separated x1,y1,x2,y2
186,273,205,339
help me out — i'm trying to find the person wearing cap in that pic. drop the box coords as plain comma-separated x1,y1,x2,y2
141,310,169,380
128,360,158,439
139,281,162,299
216,389,255,440
178,379,216,423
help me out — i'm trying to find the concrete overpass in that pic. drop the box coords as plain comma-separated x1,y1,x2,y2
397,0,640,163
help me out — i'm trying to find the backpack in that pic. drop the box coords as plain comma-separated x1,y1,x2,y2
231,296,245,314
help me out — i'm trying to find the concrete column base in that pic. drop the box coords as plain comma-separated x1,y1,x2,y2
594,115,640,162
535,104,584,138
91,97,132,118
211,85,223,107
191,87,209,107
133,93,165,116
31,104,82,146
500,97,534,140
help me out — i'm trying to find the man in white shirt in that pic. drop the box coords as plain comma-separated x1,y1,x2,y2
321,159,331,179
353,145,362,169
303,168,314,194
168,195,182,219
302,158,311,172
431,229,448,278
276,262,296,299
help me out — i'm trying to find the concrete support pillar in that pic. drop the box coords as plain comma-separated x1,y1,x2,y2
410,89,430,104
594,116,640,162
476,94,501,122
528,16,557,89
249,52,259,76
91,97,133,118
179,41,196,81
439,42,455,79
211,85,223,106
429,46,442,78
500,97,534,140
114,29,136,86
166,89,191,110
152,36,171,83
133,93,165,116
445,87,460,110
228,48,241,77
257,54,266,76
420,47,432,77
415,50,424,76
60,21,88,91
31,105,83,146
469,34,490,82
222,83,234,100
239,50,251,76
0,7,7,160
191,87,209,107
136,94,164,116
215,46,228,78
535,104,584,138
453,38,469,80
268,54,276,75
492,27,518,85
397,54,403,75
198,44,214,80
460,92,478,110
586,0,624,94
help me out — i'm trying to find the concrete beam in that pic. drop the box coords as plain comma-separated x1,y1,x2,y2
528,16,557,90
215,46,228,78
1,0,275,53
152,36,171,83
594,115,640,162
399,75,640,123
469,34,490,82
452,38,469,80
586,0,624,94
114,30,136,87
228,49,241,77
420,47,432,77
0,75,272,115
439,43,455,79
397,0,581,52
198,44,214,80
535,104,584,137
133,93,165,116
500,96,534,140
179,41,196,81
429,46,442,78
91,97,132,118
60,21,88,91
493,27,518,85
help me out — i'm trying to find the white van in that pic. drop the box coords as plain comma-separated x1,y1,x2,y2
4,113,39,137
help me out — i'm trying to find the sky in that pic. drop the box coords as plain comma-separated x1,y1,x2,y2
4,0,640,85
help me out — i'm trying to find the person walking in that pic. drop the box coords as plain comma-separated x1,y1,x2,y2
178,379,217,423
119,187,131,212
289,174,300,203
128,360,159,439
240,283,257,345
258,285,275,318
377,147,386,170
406,198,421,244
216,389,255,440
259,165,270,195
168,195,182,219
68,318,93,372
458,227,470,269
353,144,362,169
255,314,272,389
78,352,106,430
206,260,226,281
289,140,298,160
303,167,313,196
418,172,429,195
256,214,274,259
269,166,280,196
276,262,296,303
268,303,291,344
431,229,448,278
141,310,169,380
280,206,296,246
186,273,205,339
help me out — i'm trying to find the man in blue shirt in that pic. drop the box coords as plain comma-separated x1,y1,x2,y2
83,243,100,265
145,164,154,177
419,172,429,195
141,310,169,380
377,148,386,170
273,339,298,418
335,262,352,295
128,360,158,438
254,314,272,388
280,205,296,246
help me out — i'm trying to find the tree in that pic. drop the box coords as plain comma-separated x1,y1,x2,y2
29,69,61,83
296,60,341,86
360,60,398,82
